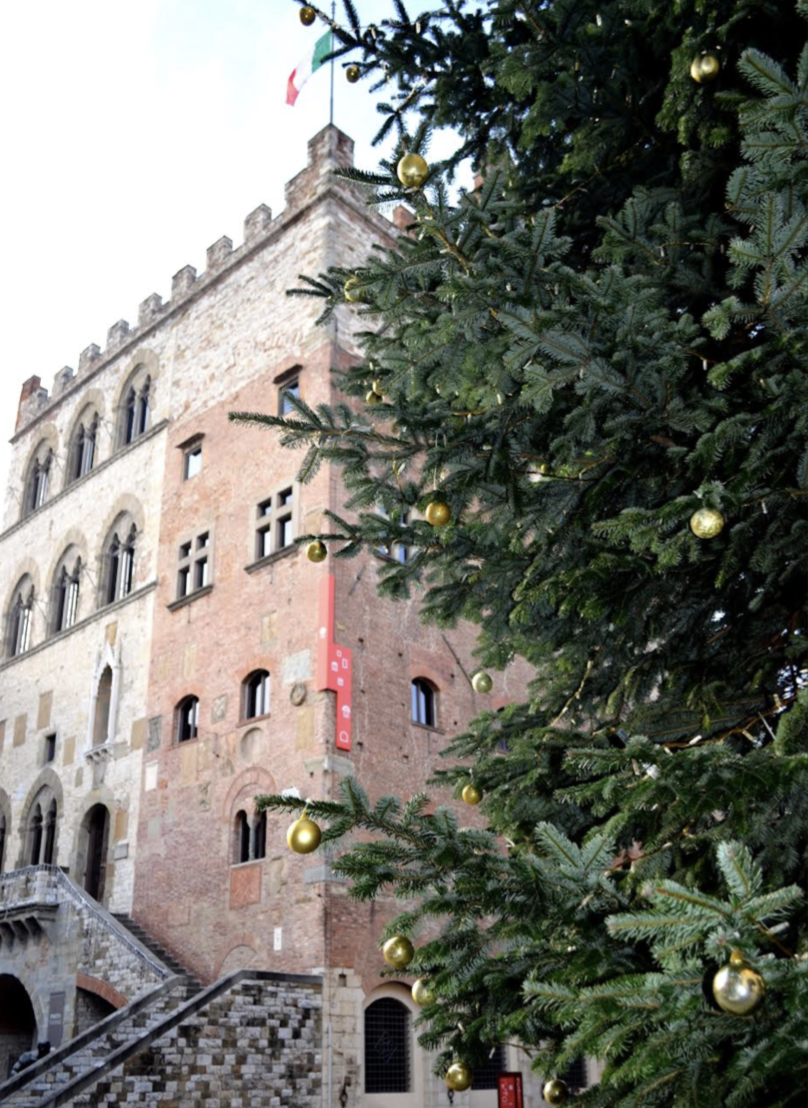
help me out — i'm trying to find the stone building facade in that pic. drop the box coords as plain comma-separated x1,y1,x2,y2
0,126,549,1107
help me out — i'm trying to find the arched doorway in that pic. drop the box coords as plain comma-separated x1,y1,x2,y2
0,975,37,1080
82,805,109,902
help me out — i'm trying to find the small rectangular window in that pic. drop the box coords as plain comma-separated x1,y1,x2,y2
252,486,296,563
279,515,293,548
257,524,272,560
184,445,202,480
195,557,209,589
179,541,192,560
196,532,209,550
44,734,56,763
279,379,300,416
178,566,190,598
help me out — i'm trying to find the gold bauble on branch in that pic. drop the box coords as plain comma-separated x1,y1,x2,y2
371,379,384,395
346,64,361,83
286,815,322,854
306,540,328,563
712,950,765,1015
344,276,363,303
411,977,435,1006
690,506,725,539
299,6,316,26
425,501,451,527
445,1062,473,1092
365,390,383,406
542,1079,570,1106
472,671,493,695
461,783,483,806
382,935,415,969
690,53,721,83
396,153,429,189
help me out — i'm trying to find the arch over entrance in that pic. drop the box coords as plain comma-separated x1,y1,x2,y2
79,804,110,902
0,975,37,1080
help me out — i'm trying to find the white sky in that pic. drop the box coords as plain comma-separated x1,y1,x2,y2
0,0,463,504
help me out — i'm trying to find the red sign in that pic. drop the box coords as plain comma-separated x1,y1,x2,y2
316,574,353,751
498,1073,524,1108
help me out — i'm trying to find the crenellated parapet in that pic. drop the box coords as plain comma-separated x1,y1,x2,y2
12,124,398,439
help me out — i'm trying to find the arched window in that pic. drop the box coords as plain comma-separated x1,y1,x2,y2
22,443,54,518
234,810,250,864
43,800,57,865
28,804,43,865
243,670,270,720
68,412,98,484
93,666,113,747
177,696,199,743
51,551,81,634
365,998,411,1093
254,811,267,860
119,368,151,447
411,677,437,728
103,521,137,605
6,576,35,657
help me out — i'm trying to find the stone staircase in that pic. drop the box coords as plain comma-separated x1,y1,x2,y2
111,913,200,985
0,976,196,1107
0,970,322,1108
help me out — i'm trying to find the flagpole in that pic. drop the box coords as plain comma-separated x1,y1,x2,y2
329,0,336,125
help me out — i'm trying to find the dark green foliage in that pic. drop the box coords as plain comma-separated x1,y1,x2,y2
242,4,808,1104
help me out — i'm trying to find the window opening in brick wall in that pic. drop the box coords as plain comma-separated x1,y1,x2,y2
279,377,300,416
253,487,296,561
364,998,411,1094
243,670,270,720
0,814,6,874
411,678,437,728
254,811,266,860
473,1044,506,1090
44,734,56,764
177,696,199,742
176,531,212,600
93,667,113,747
184,444,202,480
377,506,411,563
235,810,250,864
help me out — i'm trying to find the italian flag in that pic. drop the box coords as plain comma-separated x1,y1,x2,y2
286,31,333,106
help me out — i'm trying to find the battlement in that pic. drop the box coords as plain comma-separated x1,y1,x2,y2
13,125,402,440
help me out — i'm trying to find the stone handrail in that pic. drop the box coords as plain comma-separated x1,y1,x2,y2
0,865,170,980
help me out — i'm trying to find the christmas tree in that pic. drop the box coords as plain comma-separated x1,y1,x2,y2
232,2,808,1103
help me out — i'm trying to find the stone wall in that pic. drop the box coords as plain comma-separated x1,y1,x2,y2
73,975,322,1108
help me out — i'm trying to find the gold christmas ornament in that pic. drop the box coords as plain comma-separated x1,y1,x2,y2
425,501,451,527
346,64,361,83
365,390,383,406
542,1079,570,1106
344,277,363,303
690,53,721,83
286,815,322,854
462,783,483,806
445,1062,473,1092
371,378,384,395
306,540,328,563
396,153,429,189
411,977,435,1006
690,506,725,539
299,6,316,26
472,671,493,695
712,950,765,1015
382,935,415,969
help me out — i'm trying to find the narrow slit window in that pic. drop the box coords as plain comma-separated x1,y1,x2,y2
184,444,202,480
411,678,436,728
177,696,199,742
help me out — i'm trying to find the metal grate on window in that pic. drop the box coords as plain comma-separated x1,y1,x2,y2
364,998,411,1094
564,1057,588,1092
473,1044,506,1090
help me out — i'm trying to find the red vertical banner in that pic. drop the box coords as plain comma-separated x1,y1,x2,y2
316,574,353,751
498,1073,523,1108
